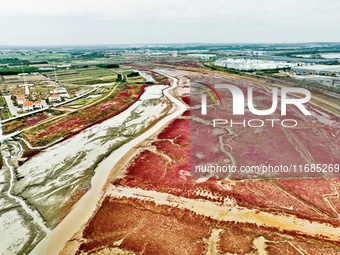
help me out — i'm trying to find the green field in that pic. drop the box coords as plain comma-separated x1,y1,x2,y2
0,97,12,119
64,88,108,108
44,67,145,85
45,67,118,85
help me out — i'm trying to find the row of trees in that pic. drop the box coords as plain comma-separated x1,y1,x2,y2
116,73,126,82
0,58,48,66
0,66,40,75
96,63,120,69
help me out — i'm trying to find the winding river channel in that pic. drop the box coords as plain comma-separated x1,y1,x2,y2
28,72,186,255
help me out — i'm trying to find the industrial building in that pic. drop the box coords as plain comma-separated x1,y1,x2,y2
214,58,298,71
291,65,340,76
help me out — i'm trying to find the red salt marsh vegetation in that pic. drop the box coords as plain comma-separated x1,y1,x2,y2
77,197,209,255
23,84,146,147
62,70,340,255
115,115,340,227
2,111,62,134
114,117,191,190
277,179,340,219
115,71,340,227
74,197,340,255
181,96,190,106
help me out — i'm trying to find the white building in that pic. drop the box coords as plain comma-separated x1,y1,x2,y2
16,94,25,105
187,54,216,60
291,65,340,76
50,87,70,98
25,85,30,95
49,94,61,102
214,58,298,71
33,101,42,109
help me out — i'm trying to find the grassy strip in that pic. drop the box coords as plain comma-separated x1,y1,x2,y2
2,109,66,134
310,99,340,115
0,96,12,119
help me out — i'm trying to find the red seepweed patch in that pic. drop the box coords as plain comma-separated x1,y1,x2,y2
181,96,190,106
278,179,340,219
79,197,209,255
182,110,190,116
24,85,147,146
114,111,340,227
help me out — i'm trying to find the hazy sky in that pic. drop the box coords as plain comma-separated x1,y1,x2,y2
1,0,340,45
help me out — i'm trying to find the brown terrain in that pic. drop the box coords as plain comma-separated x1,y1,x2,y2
60,68,340,255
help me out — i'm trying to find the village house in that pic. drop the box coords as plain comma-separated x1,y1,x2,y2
16,94,25,105
33,101,42,109
50,87,70,99
23,100,33,111
49,93,61,103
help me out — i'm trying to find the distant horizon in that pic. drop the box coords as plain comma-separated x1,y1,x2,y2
2,0,340,46
1,41,340,49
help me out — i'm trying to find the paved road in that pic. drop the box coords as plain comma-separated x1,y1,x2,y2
0,131,21,143
3,95,18,116
1,107,49,124
51,87,97,107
